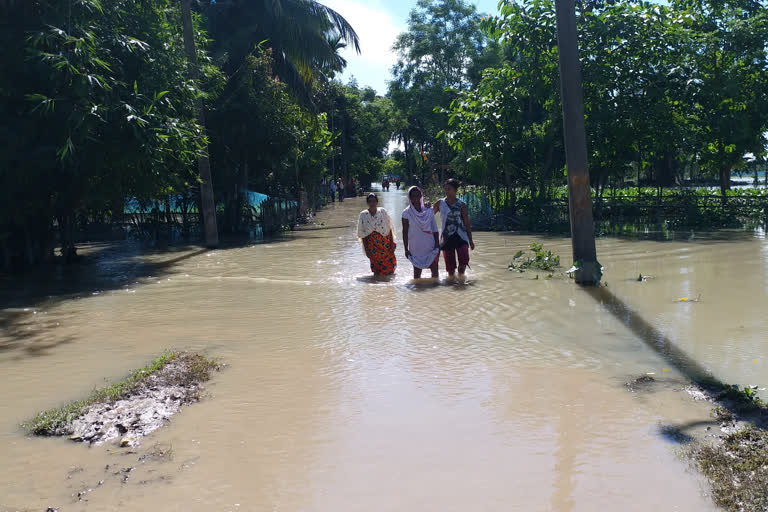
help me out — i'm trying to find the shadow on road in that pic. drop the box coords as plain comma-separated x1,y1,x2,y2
582,285,768,439
0,235,301,359
583,285,722,390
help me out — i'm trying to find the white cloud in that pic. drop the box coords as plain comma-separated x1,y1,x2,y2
321,0,403,93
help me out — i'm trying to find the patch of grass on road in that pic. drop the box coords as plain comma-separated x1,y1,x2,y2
25,351,213,436
689,426,768,512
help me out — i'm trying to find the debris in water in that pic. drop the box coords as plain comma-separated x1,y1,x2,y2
689,427,768,512
682,381,768,510
626,374,656,392
121,436,138,447
26,352,222,447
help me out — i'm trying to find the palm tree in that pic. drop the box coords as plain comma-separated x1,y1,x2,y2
203,0,360,97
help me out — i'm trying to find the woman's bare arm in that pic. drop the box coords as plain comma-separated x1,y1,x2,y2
385,209,395,239
461,203,474,250
402,218,410,257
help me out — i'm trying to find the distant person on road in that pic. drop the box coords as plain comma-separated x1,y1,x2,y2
395,178,401,190
402,186,440,279
383,177,390,191
337,179,345,202
357,193,397,276
330,179,337,202
432,178,474,277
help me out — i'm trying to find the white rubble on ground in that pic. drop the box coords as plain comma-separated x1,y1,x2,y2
63,358,205,447
68,384,196,447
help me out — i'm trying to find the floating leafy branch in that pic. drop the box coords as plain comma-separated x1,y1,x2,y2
509,243,561,272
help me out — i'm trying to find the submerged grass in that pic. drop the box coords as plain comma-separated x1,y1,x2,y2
25,351,219,436
716,384,765,413
166,352,219,386
689,427,768,512
679,382,768,511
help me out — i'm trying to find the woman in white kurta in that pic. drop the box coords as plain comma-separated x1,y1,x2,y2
357,193,397,275
402,186,440,278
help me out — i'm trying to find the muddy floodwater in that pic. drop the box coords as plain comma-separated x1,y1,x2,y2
3,189,768,511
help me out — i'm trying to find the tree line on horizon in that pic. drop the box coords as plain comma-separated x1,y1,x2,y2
1,0,767,271
0,0,396,271
390,0,768,210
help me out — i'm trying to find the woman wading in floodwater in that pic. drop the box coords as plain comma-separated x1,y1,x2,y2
432,178,474,277
402,186,440,279
357,193,397,276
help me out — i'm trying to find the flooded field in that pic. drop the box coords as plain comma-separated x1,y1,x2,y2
2,188,767,511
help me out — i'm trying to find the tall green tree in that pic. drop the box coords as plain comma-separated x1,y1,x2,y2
208,48,334,232
316,81,395,188
467,0,768,206
672,0,768,200
0,0,206,269
201,0,361,232
203,0,360,97
182,0,218,247
389,0,486,182
478,0,563,198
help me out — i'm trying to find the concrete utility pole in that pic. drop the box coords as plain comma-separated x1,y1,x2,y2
554,0,598,284
181,0,219,248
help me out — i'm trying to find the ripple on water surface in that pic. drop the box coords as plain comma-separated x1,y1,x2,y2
0,192,752,510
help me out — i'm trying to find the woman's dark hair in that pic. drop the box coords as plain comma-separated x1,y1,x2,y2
366,193,378,203
444,178,461,191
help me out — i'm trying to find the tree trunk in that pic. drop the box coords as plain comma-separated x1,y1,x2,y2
555,0,598,284
403,135,412,176
180,194,190,240
58,214,77,262
181,0,218,248
538,143,555,199
719,165,729,204
239,159,249,232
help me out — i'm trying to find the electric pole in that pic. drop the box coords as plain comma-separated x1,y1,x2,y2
554,0,598,284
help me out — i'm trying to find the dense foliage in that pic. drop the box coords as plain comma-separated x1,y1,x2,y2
436,0,768,208
3,0,768,270
389,0,490,184
1,0,207,268
0,0,393,271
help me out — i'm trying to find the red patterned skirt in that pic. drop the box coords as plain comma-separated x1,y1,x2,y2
364,231,397,275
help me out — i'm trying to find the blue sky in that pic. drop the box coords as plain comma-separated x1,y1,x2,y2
322,0,502,94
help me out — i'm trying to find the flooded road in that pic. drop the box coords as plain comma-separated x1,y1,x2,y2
3,188,767,511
